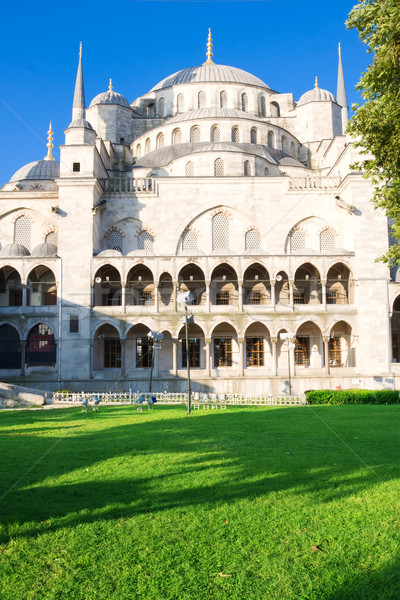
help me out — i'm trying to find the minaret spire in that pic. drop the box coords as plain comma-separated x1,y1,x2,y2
314,76,319,89
44,121,55,161
108,78,113,92
203,28,214,65
337,42,349,133
72,41,86,122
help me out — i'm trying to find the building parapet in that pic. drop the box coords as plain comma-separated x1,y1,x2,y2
289,176,342,190
99,177,155,194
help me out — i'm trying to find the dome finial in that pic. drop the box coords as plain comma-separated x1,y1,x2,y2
203,28,214,65
314,75,319,89
44,121,55,161
109,78,113,92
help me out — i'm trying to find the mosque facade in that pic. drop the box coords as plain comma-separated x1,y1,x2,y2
1,32,399,394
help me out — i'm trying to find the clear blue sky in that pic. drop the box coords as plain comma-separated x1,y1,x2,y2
0,0,368,184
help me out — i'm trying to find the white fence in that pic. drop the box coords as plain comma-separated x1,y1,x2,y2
52,391,306,407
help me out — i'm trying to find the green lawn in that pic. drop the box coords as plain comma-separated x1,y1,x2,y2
0,405,399,600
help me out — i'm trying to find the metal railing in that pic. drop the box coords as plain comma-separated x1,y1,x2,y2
99,178,155,193
52,391,306,406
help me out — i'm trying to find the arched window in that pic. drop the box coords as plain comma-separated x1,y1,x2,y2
214,158,224,176
220,90,228,108
250,128,258,144
244,160,251,176
198,91,206,108
14,216,31,251
45,231,58,246
156,133,164,149
212,212,230,250
270,101,280,117
241,92,248,112
245,229,260,250
190,126,200,143
185,161,194,177
172,129,182,145
290,141,296,156
177,93,184,113
320,229,336,252
137,231,154,251
0,324,20,369
264,167,269,176
136,143,142,158
211,126,221,142
231,127,239,143
267,131,275,148
260,96,266,117
27,324,56,365
158,97,165,117
182,229,198,250
281,136,288,152
290,228,306,252
106,231,123,253
145,138,150,154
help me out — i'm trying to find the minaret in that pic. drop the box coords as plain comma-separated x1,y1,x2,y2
72,42,85,122
203,29,214,65
337,43,349,133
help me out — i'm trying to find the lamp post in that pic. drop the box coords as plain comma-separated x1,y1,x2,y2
147,331,164,393
178,291,194,415
280,332,296,395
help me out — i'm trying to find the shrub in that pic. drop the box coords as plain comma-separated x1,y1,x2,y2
305,389,400,405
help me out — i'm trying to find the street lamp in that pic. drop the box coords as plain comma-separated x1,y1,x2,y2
178,291,194,415
147,330,164,393
280,332,296,395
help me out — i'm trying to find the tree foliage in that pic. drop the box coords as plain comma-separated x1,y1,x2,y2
347,0,400,263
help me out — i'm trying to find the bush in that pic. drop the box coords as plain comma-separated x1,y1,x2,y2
305,389,400,405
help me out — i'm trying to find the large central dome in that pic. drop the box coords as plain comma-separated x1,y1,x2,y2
150,63,270,92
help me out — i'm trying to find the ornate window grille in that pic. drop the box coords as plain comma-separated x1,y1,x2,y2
220,90,228,108
137,231,154,251
320,229,335,252
198,91,206,108
211,126,221,142
185,161,194,177
45,232,58,246
14,216,31,250
173,129,182,145
136,337,152,368
106,231,123,253
241,93,248,112
231,127,239,143
104,339,121,368
250,128,257,144
182,338,201,368
244,160,251,176
191,126,200,142
182,229,198,250
214,338,233,367
246,337,264,367
214,158,224,176
329,337,343,367
245,229,260,250
290,228,306,252
295,336,310,366
212,212,229,249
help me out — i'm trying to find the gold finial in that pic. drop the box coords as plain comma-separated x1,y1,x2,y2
109,78,113,92
203,28,214,65
79,41,82,57
338,42,341,57
314,75,319,89
44,121,55,161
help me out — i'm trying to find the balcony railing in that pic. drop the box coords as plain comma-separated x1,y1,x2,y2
99,178,155,193
289,176,342,190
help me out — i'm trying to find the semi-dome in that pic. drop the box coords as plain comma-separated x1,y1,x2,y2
298,78,336,106
0,243,30,257
9,160,60,183
31,243,58,257
89,89,130,109
150,64,270,92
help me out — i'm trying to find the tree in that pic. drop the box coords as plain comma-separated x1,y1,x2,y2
346,0,400,263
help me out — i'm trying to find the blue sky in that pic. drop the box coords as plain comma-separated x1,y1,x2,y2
0,0,368,184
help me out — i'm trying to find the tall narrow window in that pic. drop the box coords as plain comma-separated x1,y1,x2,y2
250,128,258,144
156,133,164,149
190,126,200,142
220,90,228,108
136,337,152,368
212,212,229,249
27,324,56,365
177,93,184,113
158,97,165,117
241,93,248,112
137,231,154,251
244,160,251,176
185,161,194,177
136,143,142,158
295,337,310,366
214,338,233,367
182,338,201,368
246,337,264,367
145,138,151,154
329,337,342,367
211,126,220,142
260,96,266,117
69,315,79,333
172,129,182,145
267,131,275,148
104,339,121,368
198,91,206,108
14,216,31,251
214,158,224,176
231,127,239,142
281,136,288,152
106,231,123,253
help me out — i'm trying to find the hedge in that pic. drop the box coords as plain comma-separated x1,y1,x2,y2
305,389,400,405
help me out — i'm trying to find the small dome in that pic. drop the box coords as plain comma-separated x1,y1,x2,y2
298,86,336,106
67,118,94,130
96,249,122,257
0,243,30,257
9,160,60,183
89,90,130,109
31,243,58,257
151,63,270,91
